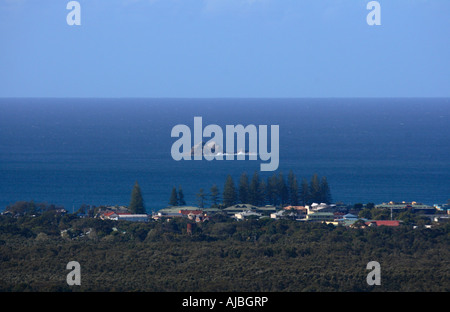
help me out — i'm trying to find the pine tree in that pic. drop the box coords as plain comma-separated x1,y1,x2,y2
289,174,300,206
223,175,237,208
169,186,178,206
287,171,295,205
249,172,260,206
196,188,207,208
129,181,145,214
178,186,186,206
258,179,267,206
238,172,250,204
278,172,289,207
210,184,220,208
266,174,279,205
300,178,310,206
309,174,322,204
320,176,332,204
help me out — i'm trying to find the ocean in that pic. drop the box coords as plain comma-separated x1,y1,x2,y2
0,98,449,212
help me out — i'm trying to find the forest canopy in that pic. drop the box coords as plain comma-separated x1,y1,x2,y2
0,209,448,292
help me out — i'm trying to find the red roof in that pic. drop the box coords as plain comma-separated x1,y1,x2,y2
366,220,400,226
103,211,116,217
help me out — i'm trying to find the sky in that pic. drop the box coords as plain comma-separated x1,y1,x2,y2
0,0,449,98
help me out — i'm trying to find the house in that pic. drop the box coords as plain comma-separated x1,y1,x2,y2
271,207,307,220
224,204,259,215
305,212,335,222
270,210,296,220
179,210,209,222
100,211,117,220
102,212,148,222
342,213,358,220
375,201,435,214
116,214,149,222
152,212,182,220
235,210,262,220
224,204,276,216
180,209,202,217
284,205,306,211
365,220,400,227
306,203,336,214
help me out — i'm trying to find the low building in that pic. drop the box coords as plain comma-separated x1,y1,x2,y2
224,204,276,216
305,212,335,222
102,212,148,222
179,210,209,222
375,201,435,214
306,203,337,214
235,210,262,220
270,210,295,220
365,220,400,227
152,212,182,220
271,207,307,220
116,214,149,222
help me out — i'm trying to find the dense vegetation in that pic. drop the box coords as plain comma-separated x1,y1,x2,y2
0,209,448,292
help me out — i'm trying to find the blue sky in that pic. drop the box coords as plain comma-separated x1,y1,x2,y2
0,0,449,98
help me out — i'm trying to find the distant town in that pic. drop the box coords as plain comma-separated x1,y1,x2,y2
3,199,448,232
2,172,449,238
88,200,450,228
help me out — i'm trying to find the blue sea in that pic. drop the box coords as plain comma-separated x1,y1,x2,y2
0,98,449,212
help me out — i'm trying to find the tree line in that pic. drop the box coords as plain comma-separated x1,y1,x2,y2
168,171,332,208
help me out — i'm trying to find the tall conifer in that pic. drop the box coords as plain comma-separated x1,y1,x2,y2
129,181,145,214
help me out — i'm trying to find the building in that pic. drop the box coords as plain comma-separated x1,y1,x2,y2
234,210,262,220
101,212,148,222
223,204,276,216
305,212,335,222
179,210,210,222
271,207,307,220
152,211,182,220
365,220,400,227
306,203,337,214
375,201,435,214
116,214,149,222
271,210,296,220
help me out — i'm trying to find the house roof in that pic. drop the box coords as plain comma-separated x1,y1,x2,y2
366,220,400,226
180,210,203,215
284,206,306,210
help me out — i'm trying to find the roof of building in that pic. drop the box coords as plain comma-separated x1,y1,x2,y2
308,211,334,216
366,220,400,226
118,214,148,218
224,204,258,211
180,210,203,215
284,206,306,210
